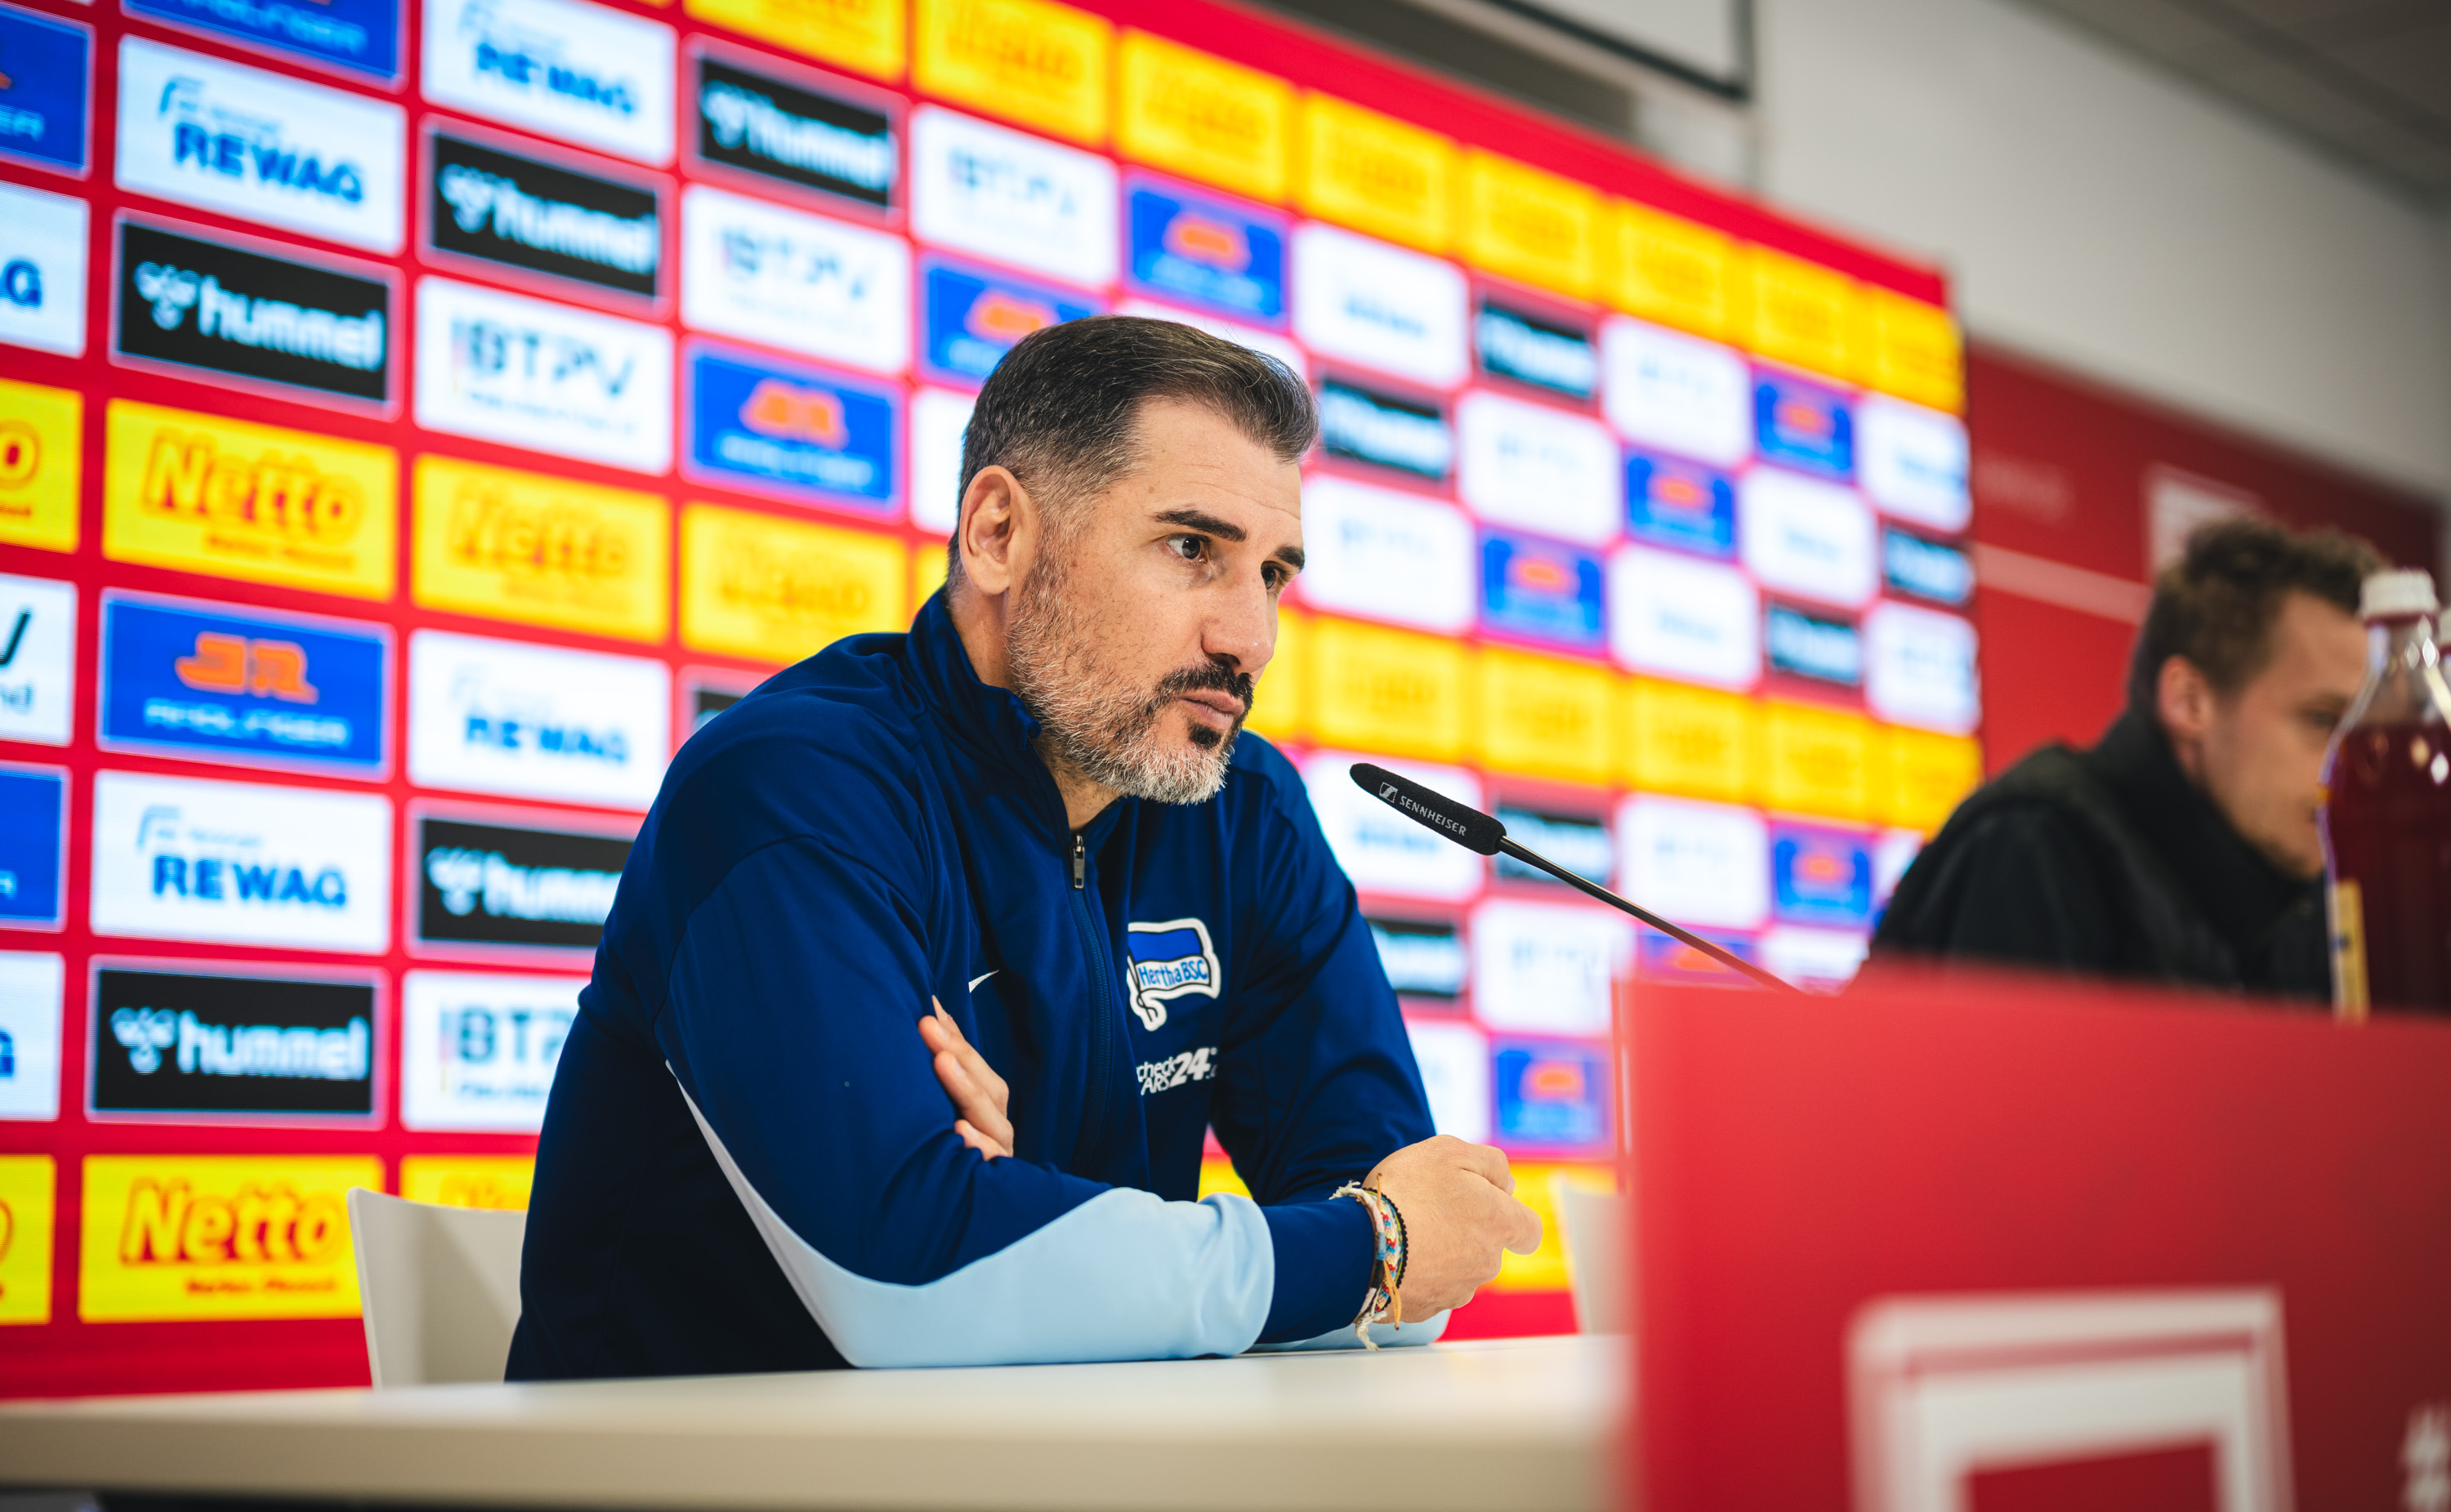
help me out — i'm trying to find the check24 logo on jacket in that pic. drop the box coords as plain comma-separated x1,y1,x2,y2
1122,917,1221,1032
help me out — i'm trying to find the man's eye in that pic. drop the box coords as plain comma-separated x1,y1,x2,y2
1261,564,1288,591
1167,534,1206,562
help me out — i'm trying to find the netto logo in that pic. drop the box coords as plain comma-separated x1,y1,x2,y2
118,1177,346,1266
137,426,368,543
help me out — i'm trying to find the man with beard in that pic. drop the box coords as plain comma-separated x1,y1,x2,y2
508,317,1542,1380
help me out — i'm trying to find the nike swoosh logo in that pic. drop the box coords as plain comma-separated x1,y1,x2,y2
968,970,998,992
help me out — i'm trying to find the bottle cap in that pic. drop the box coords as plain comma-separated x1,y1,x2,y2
2359,569,2438,619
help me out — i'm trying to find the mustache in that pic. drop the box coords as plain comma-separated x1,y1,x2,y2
1150,656,1256,716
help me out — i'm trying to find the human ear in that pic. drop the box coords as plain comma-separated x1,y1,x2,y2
957,466,1037,597
2156,655,2216,744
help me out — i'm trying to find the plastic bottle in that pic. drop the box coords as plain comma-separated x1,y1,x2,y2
2320,569,2451,1015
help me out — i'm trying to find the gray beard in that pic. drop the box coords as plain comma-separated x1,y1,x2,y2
1005,544,1245,807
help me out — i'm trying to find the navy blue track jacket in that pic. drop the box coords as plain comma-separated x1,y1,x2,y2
505,591,1438,1377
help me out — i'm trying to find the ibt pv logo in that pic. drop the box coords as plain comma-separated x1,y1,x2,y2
1122,917,1221,1033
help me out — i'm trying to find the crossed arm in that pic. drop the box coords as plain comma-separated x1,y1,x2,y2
917,1001,1541,1321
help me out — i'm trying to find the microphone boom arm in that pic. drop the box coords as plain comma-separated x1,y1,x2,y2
1493,836,1801,995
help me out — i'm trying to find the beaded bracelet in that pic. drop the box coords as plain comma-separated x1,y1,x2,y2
1333,1182,1407,1349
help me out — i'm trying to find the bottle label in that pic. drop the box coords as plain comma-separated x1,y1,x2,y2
2328,877,2369,1020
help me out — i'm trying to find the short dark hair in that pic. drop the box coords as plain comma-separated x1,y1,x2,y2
2126,515,2383,716
945,316,1318,583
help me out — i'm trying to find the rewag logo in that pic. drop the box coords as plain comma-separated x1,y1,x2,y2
422,0,676,166
117,40,405,254
1123,917,1221,1033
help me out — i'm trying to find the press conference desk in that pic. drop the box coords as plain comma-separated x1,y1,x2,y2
0,1335,1618,1512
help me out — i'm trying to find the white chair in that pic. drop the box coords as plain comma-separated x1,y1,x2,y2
1551,1175,1629,1335
347,1187,528,1387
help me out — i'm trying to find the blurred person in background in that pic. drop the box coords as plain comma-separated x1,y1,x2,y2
1870,518,2380,1001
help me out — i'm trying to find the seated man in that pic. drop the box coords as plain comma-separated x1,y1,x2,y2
507,317,1540,1379
1870,517,2377,1000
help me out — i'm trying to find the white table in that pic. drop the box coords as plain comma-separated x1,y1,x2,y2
0,1336,1620,1512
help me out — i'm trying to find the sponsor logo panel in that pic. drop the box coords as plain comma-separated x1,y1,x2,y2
1308,619,1470,764
0,5,91,176
1476,301,1595,400
1292,223,1468,389
910,0,1109,147
1744,246,1854,381
683,671,754,735
1759,928,1868,991
99,594,388,774
1760,700,1874,822
114,221,394,407
1883,529,1972,606
909,105,1118,285
686,346,898,513
685,0,900,80
413,276,673,472
413,812,629,953
1615,792,1769,930
427,130,663,301
78,1153,376,1321
679,502,906,663
128,0,400,81
91,966,378,1121
1298,477,1474,635
408,628,671,808
1599,317,1750,467
0,574,74,747
1881,728,1980,834
1766,603,1863,687
1471,899,1623,1037
0,181,88,357
1770,823,1873,930
1319,379,1449,482
412,456,670,643
1477,647,1611,785
1461,149,1600,301
681,184,910,375
0,765,65,930
1114,30,1291,203
1619,677,1757,804
1480,531,1603,651
1297,95,1452,254
1612,201,1739,342
89,772,393,952
693,52,896,207
1369,917,1464,1002
1606,545,1759,690
906,387,973,536
398,1153,534,1208
1305,752,1482,903
1492,807,1612,889
421,0,676,165
1623,448,1735,559
1866,601,1980,735
1405,1016,1489,1143
922,261,1098,383
0,952,65,1122
1859,393,1971,532
0,1153,53,1322
101,399,399,601
1752,369,1853,480
1493,1038,1609,1152
1456,390,1618,546
1740,468,1878,609
400,970,578,1131
116,40,405,254
1126,184,1283,323
0,379,82,555
1636,925,1757,987
1114,297,1304,377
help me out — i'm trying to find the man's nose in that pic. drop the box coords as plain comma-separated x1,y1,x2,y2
1204,574,1277,677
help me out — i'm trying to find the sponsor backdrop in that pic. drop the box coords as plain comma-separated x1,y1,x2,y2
0,0,1971,1392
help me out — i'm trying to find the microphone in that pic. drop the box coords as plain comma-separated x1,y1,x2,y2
1349,762,1800,995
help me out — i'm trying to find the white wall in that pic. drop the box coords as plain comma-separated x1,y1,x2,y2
1752,0,2451,498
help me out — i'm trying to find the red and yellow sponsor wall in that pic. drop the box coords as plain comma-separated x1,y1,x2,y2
0,0,1971,1391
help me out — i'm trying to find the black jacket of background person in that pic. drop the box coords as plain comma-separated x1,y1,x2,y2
1869,710,2329,1001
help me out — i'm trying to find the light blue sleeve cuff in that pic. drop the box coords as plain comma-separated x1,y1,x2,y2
1247,1310,1452,1353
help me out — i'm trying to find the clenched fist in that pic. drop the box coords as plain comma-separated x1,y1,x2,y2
1365,1135,1543,1319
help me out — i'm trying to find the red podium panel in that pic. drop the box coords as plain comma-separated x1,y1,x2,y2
1624,970,2451,1511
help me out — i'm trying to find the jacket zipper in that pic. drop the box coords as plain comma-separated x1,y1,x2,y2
1066,827,1120,1171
